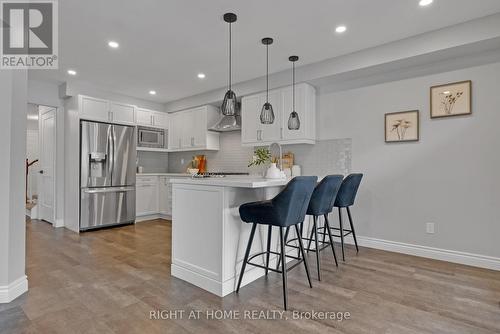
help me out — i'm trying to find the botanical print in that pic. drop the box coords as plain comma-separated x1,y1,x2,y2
431,81,471,118
385,110,419,143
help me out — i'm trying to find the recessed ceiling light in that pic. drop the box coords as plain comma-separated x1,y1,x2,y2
419,0,433,7
149,90,156,95
197,73,206,79
335,25,347,33
108,41,119,48
67,69,77,76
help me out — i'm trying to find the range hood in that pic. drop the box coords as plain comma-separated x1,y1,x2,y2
210,113,241,132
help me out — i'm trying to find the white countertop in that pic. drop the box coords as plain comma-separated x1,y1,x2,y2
170,176,289,188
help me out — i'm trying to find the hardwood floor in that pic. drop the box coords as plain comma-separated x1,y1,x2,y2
1,218,500,333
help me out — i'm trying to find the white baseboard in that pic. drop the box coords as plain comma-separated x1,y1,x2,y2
0,275,28,303
135,214,171,222
172,250,295,297
341,235,500,271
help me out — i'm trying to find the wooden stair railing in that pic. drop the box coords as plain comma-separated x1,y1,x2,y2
26,158,39,203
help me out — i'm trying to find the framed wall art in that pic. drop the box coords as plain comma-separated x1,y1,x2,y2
430,80,471,118
385,110,419,143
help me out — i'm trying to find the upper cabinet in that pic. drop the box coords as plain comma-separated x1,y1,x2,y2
110,102,135,125
241,83,316,146
79,95,169,130
80,96,135,125
80,96,110,122
136,108,169,128
169,105,220,152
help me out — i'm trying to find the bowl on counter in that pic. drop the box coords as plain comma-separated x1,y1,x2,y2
187,168,199,177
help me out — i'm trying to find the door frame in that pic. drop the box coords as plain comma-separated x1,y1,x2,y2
37,104,58,225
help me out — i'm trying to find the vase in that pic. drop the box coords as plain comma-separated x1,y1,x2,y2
266,163,283,179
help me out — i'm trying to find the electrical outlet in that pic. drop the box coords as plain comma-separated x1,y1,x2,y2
426,222,435,234
181,158,185,165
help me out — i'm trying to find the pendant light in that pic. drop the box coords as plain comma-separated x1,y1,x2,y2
287,55,300,130
221,13,237,116
260,37,275,124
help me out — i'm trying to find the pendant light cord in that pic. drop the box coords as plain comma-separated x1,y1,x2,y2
266,44,269,103
229,22,232,91
292,61,295,111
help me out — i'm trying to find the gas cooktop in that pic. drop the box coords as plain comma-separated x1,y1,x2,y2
193,172,250,178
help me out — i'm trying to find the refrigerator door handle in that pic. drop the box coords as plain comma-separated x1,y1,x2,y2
83,186,135,194
110,125,116,184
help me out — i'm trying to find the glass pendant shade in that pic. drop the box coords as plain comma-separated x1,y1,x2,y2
288,111,300,130
260,37,274,125
260,102,275,124
221,89,237,116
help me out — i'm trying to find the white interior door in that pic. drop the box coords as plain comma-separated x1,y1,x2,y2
39,108,56,224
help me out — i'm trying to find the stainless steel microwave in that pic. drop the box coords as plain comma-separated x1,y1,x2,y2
137,126,167,149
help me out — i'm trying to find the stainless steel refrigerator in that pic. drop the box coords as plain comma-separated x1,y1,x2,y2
80,120,136,231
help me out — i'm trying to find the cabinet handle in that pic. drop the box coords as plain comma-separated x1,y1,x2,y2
108,111,113,121
280,128,283,139
191,137,194,146
151,115,154,125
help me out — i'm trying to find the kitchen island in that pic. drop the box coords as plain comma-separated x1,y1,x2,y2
170,176,299,297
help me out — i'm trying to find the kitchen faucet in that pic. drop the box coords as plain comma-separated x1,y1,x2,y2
269,142,283,171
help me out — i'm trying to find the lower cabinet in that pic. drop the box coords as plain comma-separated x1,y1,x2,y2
158,176,172,216
136,175,188,220
136,177,159,216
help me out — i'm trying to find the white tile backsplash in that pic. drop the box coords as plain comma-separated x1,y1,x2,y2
137,151,169,173
167,131,351,176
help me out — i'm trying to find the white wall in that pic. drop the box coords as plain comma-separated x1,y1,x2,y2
0,71,28,302
317,61,500,259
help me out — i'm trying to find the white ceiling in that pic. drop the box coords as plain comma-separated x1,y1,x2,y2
28,0,500,104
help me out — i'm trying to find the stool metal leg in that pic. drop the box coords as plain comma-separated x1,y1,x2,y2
236,223,257,293
265,225,272,275
312,216,321,281
279,227,288,310
338,207,345,262
346,207,359,253
276,227,290,271
294,224,313,289
322,216,327,245
306,222,315,253
324,214,338,267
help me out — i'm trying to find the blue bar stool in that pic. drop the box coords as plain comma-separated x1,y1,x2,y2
332,173,363,261
279,175,343,281
305,175,343,280
236,176,318,310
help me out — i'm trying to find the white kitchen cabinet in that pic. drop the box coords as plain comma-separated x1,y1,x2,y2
241,83,316,146
136,176,159,216
169,112,183,150
153,112,169,128
136,175,189,220
136,108,153,126
136,108,169,129
169,105,220,151
241,95,261,144
110,102,135,125
80,96,110,122
80,96,136,125
158,176,171,216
